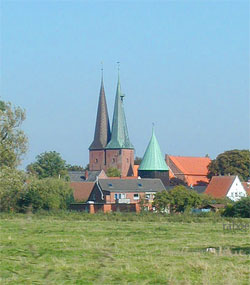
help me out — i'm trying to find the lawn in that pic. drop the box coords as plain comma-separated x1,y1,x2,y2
0,212,249,284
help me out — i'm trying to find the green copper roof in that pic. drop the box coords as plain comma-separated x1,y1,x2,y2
106,75,134,149
139,128,169,171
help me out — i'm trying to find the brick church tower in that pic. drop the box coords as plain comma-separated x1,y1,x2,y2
89,73,134,176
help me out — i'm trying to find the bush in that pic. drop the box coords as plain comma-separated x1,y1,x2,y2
223,197,250,218
0,167,27,212
19,178,74,212
153,186,202,213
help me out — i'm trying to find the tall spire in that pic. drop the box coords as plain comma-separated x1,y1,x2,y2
106,67,134,149
89,71,111,150
139,127,169,171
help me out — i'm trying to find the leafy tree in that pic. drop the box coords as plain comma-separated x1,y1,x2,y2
0,167,27,212
134,156,142,165
66,164,84,171
26,151,68,179
19,178,74,212
106,167,121,177
223,197,250,218
153,186,202,213
153,190,171,212
208,150,250,181
0,100,28,168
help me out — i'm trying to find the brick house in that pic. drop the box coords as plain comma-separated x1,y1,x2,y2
87,178,165,212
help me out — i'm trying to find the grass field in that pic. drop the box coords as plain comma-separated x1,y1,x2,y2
0,212,249,284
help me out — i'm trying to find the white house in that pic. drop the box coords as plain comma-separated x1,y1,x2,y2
205,175,247,202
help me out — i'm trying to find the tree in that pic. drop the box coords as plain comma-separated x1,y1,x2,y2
19,178,74,212
223,197,250,218
0,100,28,168
106,167,121,177
134,156,142,165
0,167,27,212
66,164,84,171
153,186,202,213
26,151,68,179
208,150,250,181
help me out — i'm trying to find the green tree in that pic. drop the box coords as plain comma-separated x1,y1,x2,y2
106,167,121,177
134,156,142,165
26,151,68,179
0,167,27,212
153,186,202,213
152,190,171,212
66,164,84,171
19,178,74,212
0,100,28,168
208,150,250,181
223,197,250,218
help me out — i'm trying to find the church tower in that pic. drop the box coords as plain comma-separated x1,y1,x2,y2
89,74,111,171
138,127,169,186
105,73,134,176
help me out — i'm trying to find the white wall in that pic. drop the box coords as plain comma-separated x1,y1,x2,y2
227,176,247,202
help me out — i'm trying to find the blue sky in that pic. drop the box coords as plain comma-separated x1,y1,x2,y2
1,0,249,169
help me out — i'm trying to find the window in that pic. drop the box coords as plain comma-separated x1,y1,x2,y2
145,194,150,199
112,158,115,163
134,193,139,200
138,183,142,187
114,193,118,200
235,192,238,197
108,183,113,187
95,159,98,163
231,192,234,197
127,158,129,163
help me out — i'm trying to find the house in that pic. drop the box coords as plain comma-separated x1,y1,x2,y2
86,178,165,212
204,175,247,201
69,170,107,202
165,155,211,186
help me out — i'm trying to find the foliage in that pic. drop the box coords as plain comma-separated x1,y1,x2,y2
19,178,74,212
0,167,27,212
223,197,250,218
153,186,202,213
207,149,250,181
0,100,28,168
66,164,84,171
26,151,68,179
134,156,142,165
106,167,121,177
200,194,232,206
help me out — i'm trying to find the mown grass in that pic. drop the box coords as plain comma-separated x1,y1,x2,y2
0,212,249,284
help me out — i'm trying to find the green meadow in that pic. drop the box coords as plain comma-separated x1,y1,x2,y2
0,212,249,284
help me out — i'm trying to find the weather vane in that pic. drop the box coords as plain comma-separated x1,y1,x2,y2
117,61,120,73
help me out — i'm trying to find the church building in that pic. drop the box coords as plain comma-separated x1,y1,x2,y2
89,73,134,177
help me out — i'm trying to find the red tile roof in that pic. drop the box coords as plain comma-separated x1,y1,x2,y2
166,155,211,186
70,182,95,202
204,176,236,198
242,182,250,196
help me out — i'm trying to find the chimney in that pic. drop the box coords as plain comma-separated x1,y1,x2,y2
85,170,88,180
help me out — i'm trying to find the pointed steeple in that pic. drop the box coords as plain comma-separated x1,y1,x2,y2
139,127,169,171
89,74,111,150
106,72,134,149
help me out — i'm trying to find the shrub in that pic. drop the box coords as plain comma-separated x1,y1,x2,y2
19,178,74,212
153,186,202,213
0,167,27,212
223,197,250,218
